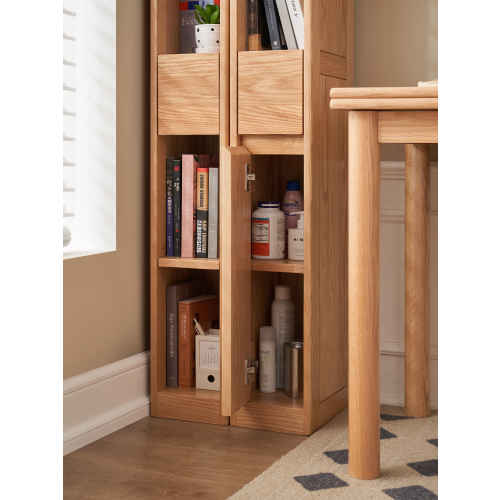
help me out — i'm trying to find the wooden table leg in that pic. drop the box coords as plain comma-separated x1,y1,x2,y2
348,111,380,480
405,144,430,418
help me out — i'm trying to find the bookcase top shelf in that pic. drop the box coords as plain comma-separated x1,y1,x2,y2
158,257,220,271
251,259,304,274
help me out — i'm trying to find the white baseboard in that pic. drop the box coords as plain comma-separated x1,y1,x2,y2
64,351,150,456
380,353,438,410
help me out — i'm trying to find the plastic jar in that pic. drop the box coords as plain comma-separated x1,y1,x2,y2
252,202,285,260
282,180,304,232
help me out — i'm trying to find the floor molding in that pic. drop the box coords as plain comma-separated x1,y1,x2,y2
64,351,150,455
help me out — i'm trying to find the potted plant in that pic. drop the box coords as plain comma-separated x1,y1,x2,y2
194,3,220,53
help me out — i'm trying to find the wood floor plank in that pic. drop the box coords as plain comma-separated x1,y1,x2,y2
64,417,305,500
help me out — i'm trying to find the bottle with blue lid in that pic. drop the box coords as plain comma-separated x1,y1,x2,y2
252,202,286,260
282,180,304,244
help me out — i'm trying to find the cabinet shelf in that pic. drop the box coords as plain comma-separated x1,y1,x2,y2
158,257,220,270
251,259,304,274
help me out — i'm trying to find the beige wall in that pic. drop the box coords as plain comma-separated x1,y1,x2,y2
355,0,438,160
64,0,149,379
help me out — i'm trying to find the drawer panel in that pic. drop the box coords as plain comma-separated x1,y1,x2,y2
158,53,219,135
238,50,303,135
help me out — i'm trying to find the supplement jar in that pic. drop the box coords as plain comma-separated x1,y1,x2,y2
252,202,285,260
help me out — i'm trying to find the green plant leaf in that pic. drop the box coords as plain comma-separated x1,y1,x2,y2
210,8,220,24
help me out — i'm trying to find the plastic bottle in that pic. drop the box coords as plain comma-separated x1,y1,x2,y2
252,202,286,260
288,211,304,261
259,326,276,393
272,286,296,388
282,180,304,235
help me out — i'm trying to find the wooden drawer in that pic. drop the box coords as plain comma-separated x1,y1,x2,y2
158,53,219,135
238,50,303,135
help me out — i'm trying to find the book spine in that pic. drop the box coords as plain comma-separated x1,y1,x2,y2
166,159,174,257
262,0,281,50
178,302,195,387
208,167,219,259
285,0,304,49
275,0,297,49
195,166,209,258
166,287,178,387
181,155,198,258
173,159,182,257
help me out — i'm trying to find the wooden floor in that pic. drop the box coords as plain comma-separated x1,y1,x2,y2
64,417,306,500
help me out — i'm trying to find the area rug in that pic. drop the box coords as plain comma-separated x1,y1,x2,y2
229,409,438,499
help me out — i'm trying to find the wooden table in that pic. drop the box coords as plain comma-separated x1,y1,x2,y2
330,87,438,480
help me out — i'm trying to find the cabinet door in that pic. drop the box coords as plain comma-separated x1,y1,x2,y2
221,146,253,416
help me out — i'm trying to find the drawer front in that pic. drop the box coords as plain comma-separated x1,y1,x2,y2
238,50,304,135
158,53,219,135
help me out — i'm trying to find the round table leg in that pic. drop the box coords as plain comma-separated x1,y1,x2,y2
348,111,381,480
405,144,430,418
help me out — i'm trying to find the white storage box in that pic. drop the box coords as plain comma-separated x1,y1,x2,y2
195,330,220,391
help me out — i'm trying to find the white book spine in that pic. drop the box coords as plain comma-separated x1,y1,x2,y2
208,168,219,259
276,0,297,50
285,0,304,50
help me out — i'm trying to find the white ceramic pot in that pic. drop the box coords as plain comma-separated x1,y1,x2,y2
195,24,220,53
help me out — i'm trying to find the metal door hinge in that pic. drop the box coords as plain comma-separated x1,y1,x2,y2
245,359,259,384
245,163,256,192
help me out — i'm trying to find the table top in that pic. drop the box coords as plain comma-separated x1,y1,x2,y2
329,86,438,111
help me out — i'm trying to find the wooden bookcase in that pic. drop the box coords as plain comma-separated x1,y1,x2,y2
151,0,354,435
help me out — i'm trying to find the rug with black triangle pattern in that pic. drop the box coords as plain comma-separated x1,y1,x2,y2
230,408,437,499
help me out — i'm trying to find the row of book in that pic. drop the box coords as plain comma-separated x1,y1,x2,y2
248,0,304,50
166,155,219,259
166,280,219,387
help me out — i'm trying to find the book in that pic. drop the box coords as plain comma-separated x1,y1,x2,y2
262,0,281,50
275,0,297,49
195,162,209,258
181,154,198,258
178,295,219,387
172,158,182,257
208,166,219,259
247,0,262,50
166,158,175,257
285,0,304,49
166,280,203,387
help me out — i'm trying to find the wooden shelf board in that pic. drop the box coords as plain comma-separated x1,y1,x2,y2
250,389,303,409
158,257,220,270
251,259,304,274
231,389,306,435
158,386,221,401
153,387,228,426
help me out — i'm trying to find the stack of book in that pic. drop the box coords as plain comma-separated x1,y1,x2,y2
166,154,219,259
249,0,304,50
166,280,219,388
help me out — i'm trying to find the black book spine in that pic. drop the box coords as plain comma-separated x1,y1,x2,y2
262,0,281,50
166,159,174,257
172,159,182,257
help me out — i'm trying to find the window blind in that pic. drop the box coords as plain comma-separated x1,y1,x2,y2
63,1,78,247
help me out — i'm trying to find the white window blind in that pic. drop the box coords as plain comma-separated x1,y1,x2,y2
63,0,116,259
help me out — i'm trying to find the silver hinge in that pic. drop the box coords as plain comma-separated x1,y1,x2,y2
245,163,256,192
245,359,259,385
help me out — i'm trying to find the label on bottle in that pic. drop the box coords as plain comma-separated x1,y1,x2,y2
252,217,270,256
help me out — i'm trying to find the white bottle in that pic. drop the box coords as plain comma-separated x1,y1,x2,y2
272,286,296,388
252,202,286,260
288,211,304,261
259,326,276,393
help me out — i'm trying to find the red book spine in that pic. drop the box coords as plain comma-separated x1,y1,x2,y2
178,302,194,387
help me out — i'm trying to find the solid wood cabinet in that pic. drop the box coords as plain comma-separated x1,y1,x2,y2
151,0,353,435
